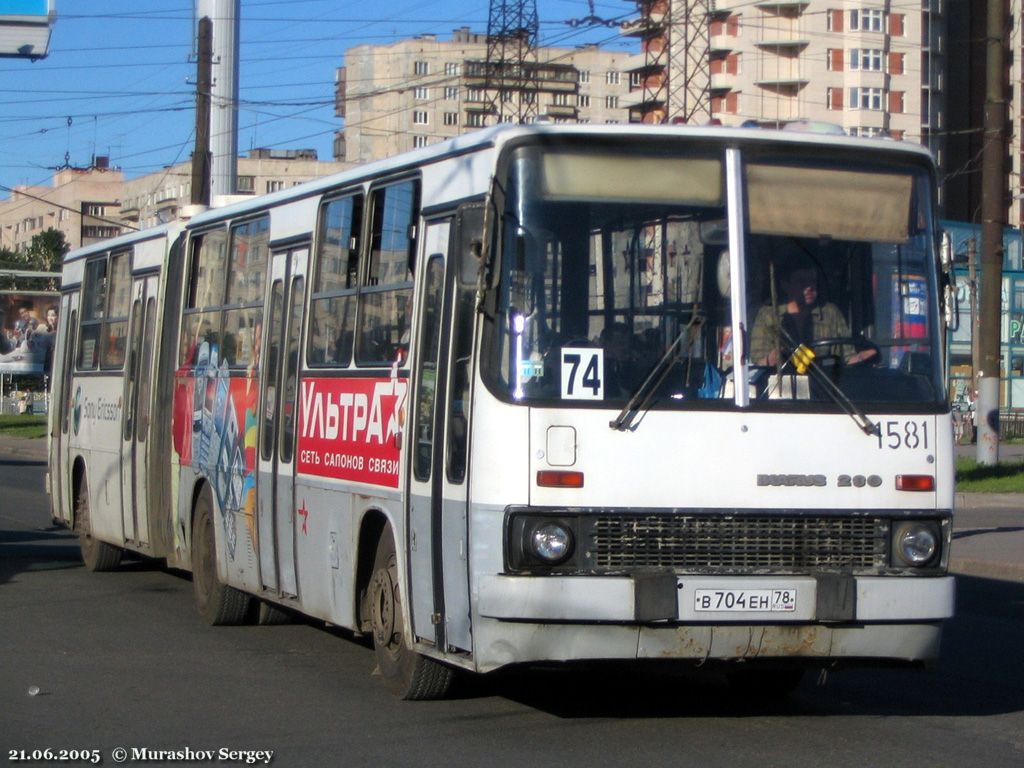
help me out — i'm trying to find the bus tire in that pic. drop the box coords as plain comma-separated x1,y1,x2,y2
256,600,294,625
191,490,250,626
368,530,454,700
75,473,122,572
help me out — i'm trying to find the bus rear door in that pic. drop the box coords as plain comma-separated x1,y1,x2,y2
119,274,159,547
49,292,78,526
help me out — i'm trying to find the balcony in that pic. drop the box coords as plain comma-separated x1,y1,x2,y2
755,0,810,9
710,72,737,92
755,37,810,51
544,104,578,119
620,12,666,39
755,76,809,93
710,33,735,54
709,0,747,10
541,78,580,94
620,17,650,38
623,89,664,113
463,100,495,113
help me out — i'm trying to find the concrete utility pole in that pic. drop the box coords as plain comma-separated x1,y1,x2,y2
968,237,980,403
197,0,240,198
977,0,1008,465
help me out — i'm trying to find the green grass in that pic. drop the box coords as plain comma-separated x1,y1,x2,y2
0,414,47,439
956,456,1024,493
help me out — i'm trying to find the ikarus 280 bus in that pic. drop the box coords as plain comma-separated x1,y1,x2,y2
49,124,957,699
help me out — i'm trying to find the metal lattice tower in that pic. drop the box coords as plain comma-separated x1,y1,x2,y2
485,0,540,124
666,0,711,123
637,0,711,124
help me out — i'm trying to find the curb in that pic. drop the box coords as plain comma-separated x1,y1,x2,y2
0,436,47,462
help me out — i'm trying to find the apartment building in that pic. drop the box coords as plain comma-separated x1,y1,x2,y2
335,27,639,164
0,151,350,252
118,150,350,230
0,161,124,253
624,2,945,145
621,1,948,197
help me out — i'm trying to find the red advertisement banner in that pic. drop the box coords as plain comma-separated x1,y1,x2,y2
297,375,408,488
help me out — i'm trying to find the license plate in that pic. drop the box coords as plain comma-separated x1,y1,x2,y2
694,588,797,613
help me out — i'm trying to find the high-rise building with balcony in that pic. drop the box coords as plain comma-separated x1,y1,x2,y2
621,1,947,198
334,28,637,164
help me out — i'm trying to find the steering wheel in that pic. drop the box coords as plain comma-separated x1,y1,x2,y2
808,337,880,367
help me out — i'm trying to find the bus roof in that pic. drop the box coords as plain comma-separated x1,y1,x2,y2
62,223,176,266
185,123,935,229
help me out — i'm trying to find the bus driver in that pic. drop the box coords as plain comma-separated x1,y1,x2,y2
749,267,876,368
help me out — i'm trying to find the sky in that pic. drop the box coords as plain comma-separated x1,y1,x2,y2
0,0,637,200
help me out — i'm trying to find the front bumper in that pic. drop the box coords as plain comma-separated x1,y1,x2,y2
469,573,955,672
478,573,955,623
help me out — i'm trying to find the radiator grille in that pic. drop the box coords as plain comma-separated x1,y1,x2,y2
590,514,888,571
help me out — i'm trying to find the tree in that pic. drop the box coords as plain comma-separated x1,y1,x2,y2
26,228,68,272
0,228,67,291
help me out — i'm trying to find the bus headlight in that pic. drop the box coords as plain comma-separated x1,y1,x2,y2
529,522,574,565
892,521,940,567
506,512,580,570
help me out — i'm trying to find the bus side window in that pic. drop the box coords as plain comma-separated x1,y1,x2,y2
357,179,418,366
309,192,362,368
78,257,107,370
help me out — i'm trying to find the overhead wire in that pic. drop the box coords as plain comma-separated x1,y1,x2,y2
0,1,998,205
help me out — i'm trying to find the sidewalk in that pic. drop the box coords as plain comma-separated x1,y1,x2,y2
953,443,1024,582
952,492,1024,583
4,435,1020,581
0,433,47,462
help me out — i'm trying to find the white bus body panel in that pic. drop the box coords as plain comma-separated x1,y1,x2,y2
463,395,954,672
270,197,319,244
421,151,495,207
527,409,953,511
131,236,167,272
68,376,127,543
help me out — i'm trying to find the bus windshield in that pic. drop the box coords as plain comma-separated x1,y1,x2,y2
485,140,944,411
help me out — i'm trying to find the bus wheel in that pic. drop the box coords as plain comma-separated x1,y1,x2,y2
75,474,122,572
191,490,250,626
368,531,454,700
256,600,293,625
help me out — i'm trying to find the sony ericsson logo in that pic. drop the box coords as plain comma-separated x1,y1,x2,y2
757,474,827,487
72,386,82,436
72,388,123,434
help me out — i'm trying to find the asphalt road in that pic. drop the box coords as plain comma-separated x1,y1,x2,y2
2,458,1023,768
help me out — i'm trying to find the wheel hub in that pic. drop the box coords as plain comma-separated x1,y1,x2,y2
371,569,395,646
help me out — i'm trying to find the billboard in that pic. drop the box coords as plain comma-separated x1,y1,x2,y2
0,292,59,375
0,0,55,59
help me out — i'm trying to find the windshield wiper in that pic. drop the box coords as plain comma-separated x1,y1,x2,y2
610,317,699,432
770,331,878,438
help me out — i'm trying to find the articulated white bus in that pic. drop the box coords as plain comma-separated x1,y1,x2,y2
49,124,956,699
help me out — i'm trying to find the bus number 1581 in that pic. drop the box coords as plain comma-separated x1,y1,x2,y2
876,420,929,451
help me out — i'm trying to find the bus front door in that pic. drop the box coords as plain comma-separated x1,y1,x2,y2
256,248,308,598
120,274,159,547
408,219,472,655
